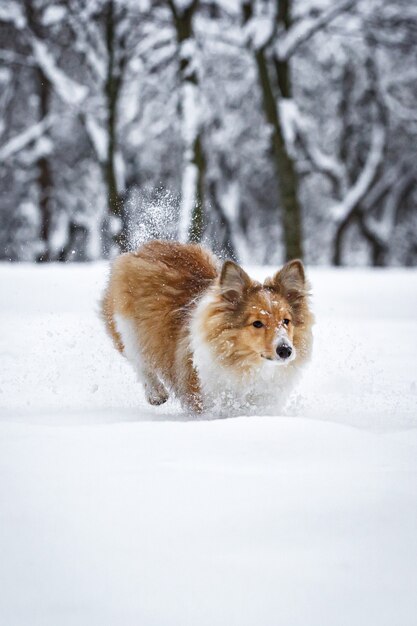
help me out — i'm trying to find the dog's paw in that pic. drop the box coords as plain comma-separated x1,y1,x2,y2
145,382,169,406
184,394,204,415
146,392,169,406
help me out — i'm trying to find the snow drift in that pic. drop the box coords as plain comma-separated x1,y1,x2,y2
0,263,416,626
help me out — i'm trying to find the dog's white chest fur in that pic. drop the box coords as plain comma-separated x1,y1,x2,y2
189,294,300,415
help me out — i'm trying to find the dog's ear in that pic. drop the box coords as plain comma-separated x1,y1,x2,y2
273,259,306,296
219,261,251,304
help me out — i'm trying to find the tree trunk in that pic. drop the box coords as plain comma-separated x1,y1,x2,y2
333,210,354,266
36,68,53,262
25,1,54,263
209,175,250,263
102,0,126,256
169,0,206,244
243,0,303,261
57,221,89,262
184,130,206,243
208,180,236,259
255,47,303,260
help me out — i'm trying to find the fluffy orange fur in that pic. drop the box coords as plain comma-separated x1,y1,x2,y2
101,240,313,413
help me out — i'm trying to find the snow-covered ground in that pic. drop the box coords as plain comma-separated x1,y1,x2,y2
0,263,416,626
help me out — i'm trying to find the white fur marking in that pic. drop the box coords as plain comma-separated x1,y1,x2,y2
115,314,168,405
189,292,300,415
114,314,144,381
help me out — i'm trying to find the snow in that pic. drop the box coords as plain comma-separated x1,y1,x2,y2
180,77,200,146
178,80,201,243
42,5,67,26
178,161,198,242
0,1,26,30
0,263,416,625
84,115,108,163
244,15,275,50
219,180,250,262
275,0,355,61
30,38,88,107
172,0,197,11
278,98,300,154
0,115,54,162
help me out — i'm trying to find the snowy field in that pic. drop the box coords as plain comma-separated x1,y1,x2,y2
0,262,416,626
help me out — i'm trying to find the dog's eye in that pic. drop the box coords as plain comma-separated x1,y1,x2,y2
283,318,290,326
252,320,264,328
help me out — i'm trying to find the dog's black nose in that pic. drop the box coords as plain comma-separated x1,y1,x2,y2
277,344,292,359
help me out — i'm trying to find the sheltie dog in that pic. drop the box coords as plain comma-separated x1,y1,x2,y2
101,240,313,415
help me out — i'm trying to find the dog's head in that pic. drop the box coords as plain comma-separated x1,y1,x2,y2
200,259,313,373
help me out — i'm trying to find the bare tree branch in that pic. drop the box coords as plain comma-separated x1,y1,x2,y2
330,122,385,222
276,0,356,60
0,115,55,162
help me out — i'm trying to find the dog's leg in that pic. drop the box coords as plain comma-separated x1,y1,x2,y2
114,314,169,406
142,368,169,406
174,342,203,414
182,366,203,414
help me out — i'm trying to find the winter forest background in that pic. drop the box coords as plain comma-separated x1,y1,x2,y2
0,0,416,266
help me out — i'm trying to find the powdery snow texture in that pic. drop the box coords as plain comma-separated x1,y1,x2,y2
0,263,416,626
